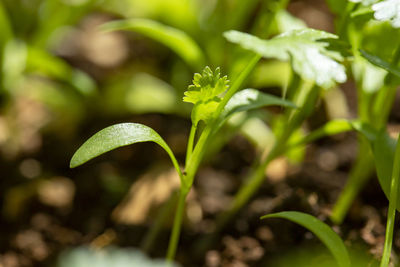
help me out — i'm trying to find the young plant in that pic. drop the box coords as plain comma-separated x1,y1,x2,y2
214,28,349,229
70,66,295,261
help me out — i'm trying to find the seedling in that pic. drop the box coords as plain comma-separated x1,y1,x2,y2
70,66,294,260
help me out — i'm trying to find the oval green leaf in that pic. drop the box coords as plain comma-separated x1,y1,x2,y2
70,123,184,185
100,19,205,70
261,211,351,267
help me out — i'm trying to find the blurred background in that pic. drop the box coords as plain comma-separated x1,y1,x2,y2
0,0,399,266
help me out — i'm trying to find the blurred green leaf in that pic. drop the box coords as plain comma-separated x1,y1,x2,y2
360,49,400,78
125,73,180,114
58,246,179,267
349,0,378,5
372,0,400,28
101,18,205,70
27,47,96,95
262,211,351,267
326,0,348,14
275,10,307,32
0,1,13,46
352,55,387,93
220,88,296,125
224,29,347,88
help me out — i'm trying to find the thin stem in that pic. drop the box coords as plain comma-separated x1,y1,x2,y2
166,188,188,261
330,139,374,224
216,84,320,229
380,135,400,267
141,190,179,252
185,124,197,165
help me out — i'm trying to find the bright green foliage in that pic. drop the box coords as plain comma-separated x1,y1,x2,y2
261,211,351,267
224,29,347,88
372,0,400,28
183,66,229,125
100,18,205,70
69,123,183,184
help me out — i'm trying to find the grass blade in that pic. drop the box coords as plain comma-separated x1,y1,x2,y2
380,135,400,266
262,211,351,267
360,49,400,78
100,19,205,70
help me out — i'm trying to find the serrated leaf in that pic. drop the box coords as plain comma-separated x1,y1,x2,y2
224,29,347,88
184,66,229,125
261,211,351,267
360,49,400,78
219,88,296,124
70,123,183,185
372,0,400,28
100,19,205,69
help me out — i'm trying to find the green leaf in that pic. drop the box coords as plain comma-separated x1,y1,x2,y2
184,66,229,125
360,49,400,78
224,29,347,88
27,47,96,95
291,120,377,147
100,19,205,70
261,211,351,267
70,123,184,186
380,135,400,266
220,88,296,124
0,1,13,46
372,0,400,28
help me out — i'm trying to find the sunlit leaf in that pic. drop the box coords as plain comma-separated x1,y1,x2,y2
101,19,205,70
70,123,183,184
184,66,229,125
360,49,400,78
261,211,351,267
224,29,347,88
275,10,307,32
372,0,400,28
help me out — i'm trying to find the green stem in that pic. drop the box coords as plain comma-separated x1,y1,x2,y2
330,139,374,224
185,124,197,165
166,188,188,261
331,44,400,224
216,84,320,229
141,190,179,252
380,136,400,267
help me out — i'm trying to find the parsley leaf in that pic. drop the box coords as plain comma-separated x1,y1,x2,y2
224,29,347,88
349,0,378,5
372,0,400,28
184,66,229,125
